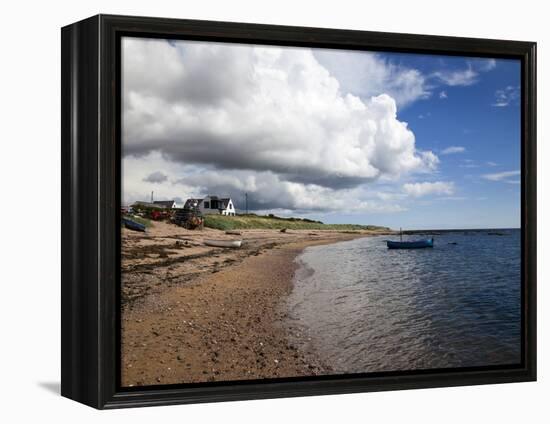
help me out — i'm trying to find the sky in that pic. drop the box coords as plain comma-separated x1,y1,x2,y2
122,37,521,229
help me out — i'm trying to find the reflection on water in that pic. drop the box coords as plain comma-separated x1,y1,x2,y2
286,230,521,373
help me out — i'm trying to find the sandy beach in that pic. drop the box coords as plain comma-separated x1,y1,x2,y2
121,221,391,386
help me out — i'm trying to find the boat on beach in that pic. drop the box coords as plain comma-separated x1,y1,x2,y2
122,217,146,232
204,239,242,248
387,238,434,249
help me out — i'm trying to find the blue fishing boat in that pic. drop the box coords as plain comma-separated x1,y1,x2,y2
387,227,434,249
387,238,434,249
122,217,146,232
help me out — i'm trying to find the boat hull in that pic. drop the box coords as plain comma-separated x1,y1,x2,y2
122,217,146,232
387,238,434,249
204,239,242,248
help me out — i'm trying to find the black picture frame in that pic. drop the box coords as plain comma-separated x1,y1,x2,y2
61,14,537,409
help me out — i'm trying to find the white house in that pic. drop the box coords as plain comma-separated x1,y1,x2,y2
184,195,236,216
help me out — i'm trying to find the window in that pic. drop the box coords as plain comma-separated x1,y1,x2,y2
204,201,209,209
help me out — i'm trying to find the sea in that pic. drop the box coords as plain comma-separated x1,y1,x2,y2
286,229,521,373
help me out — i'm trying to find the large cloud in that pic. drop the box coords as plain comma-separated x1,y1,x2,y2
174,169,405,214
122,38,441,213
143,171,168,183
314,50,430,108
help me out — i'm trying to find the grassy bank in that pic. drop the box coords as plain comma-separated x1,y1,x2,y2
204,214,390,232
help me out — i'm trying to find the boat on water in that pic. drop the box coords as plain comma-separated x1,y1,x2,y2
122,217,146,232
204,239,242,248
387,238,434,249
386,227,434,249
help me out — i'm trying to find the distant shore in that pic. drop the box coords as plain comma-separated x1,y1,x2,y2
121,221,391,386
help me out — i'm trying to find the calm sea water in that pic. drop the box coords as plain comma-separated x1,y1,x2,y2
286,229,521,373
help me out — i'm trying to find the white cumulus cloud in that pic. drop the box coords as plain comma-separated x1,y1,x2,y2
313,50,430,108
122,38,439,213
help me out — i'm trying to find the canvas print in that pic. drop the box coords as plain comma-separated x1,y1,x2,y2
120,36,521,387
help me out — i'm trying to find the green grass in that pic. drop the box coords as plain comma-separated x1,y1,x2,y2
203,214,390,232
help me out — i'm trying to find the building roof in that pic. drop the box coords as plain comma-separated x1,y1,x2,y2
184,197,233,210
153,200,176,208
219,198,231,209
207,196,232,209
133,201,166,209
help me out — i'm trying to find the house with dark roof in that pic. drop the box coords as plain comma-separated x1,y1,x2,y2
183,195,236,216
134,199,183,209
133,201,165,209
153,200,179,209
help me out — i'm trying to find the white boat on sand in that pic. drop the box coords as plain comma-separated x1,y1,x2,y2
204,239,242,248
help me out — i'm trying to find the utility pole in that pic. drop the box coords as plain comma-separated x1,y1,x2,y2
245,192,248,215
151,191,154,203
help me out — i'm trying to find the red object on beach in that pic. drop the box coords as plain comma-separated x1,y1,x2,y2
151,210,170,220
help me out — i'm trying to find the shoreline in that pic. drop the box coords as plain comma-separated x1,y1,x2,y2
121,222,385,386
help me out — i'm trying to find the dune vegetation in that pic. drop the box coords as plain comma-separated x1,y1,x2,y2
204,214,390,232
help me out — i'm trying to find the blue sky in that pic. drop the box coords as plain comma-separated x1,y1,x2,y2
397,55,521,229
311,51,521,229
123,38,521,230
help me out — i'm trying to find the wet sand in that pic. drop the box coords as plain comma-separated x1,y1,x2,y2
121,221,391,386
